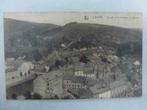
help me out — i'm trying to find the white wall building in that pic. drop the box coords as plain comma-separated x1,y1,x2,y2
6,60,35,88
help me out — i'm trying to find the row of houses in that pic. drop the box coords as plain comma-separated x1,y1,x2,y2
33,61,120,79
90,79,131,98
33,69,131,99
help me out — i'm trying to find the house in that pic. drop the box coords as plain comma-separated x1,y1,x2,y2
90,79,131,99
74,63,96,78
90,84,111,98
6,59,35,88
74,70,96,78
62,66,75,76
17,62,34,76
33,70,63,98
33,62,45,72
63,75,87,90
63,74,98,90
67,88,93,99
98,90,111,99
90,80,110,98
110,80,131,98
94,63,111,79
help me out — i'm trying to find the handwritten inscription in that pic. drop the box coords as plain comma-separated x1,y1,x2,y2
83,15,139,21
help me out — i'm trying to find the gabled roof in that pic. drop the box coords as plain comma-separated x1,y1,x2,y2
40,70,63,81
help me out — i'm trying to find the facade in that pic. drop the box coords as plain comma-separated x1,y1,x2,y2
74,70,96,78
33,70,63,98
90,80,131,99
74,63,96,78
63,75,87,90
99,91,111,98
110,80,131,98
63,74,98,90
68,88,93,99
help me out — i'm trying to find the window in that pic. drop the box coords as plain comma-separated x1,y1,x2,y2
25,73,27,76
28,71,31,74
78,85,80,88
47,87,50,90
47,83,49,86
20,72,23,77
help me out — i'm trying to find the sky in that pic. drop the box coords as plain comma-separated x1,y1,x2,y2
4,12,142,28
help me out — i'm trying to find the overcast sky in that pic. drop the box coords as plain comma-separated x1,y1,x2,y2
4,12,142,28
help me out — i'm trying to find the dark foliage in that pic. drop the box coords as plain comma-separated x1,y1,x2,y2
79,54,90,63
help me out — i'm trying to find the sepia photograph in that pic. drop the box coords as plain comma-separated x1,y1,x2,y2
4,12,142,100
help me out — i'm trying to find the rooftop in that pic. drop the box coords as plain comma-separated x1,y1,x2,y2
63,75,98,85
68,88,93,99
40,70,63,81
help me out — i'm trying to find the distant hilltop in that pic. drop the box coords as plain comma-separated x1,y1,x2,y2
4,18,142,60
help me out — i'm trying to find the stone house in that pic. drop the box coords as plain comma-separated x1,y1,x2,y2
33,70,63,98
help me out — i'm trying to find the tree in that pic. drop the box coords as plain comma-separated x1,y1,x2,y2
79,54,90,63
33,49,42,61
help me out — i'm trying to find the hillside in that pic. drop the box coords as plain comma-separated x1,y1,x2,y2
4,18,60,59
4,18,142,60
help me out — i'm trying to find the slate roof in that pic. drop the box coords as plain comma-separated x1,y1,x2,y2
68,88,93,99
63,75,87,84
40,70,63,81
63,75,98,85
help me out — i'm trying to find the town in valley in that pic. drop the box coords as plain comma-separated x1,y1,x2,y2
4,12,142,99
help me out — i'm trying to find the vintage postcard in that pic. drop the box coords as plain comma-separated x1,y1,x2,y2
4,12,142,99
